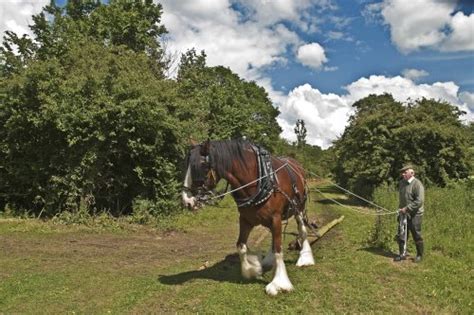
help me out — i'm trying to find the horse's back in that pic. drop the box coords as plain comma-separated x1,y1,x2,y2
275,156,306,180
274,156,306,197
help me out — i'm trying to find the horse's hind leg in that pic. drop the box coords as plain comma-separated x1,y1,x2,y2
265,214,294,296
237,216,262,279
295,213,315,267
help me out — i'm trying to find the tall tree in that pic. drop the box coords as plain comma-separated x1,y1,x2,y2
294,119,307,147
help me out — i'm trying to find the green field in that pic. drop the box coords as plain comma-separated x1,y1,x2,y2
0,182,472,313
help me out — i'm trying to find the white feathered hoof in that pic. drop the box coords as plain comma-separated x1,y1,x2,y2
296,251,315,267
265,252,294,296
296,240,315,267
241,254,263,279
265,279,294,296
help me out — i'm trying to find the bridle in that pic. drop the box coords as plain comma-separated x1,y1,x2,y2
187,146,219,202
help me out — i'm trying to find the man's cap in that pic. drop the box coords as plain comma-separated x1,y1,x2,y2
400,164,415,172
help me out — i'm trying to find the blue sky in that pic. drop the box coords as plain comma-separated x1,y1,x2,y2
266,0,474,96
1,0,473,148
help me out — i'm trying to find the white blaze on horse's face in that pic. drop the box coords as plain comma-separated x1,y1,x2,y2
182,164,197,209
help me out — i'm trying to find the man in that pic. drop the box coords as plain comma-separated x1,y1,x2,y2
394,164,425,263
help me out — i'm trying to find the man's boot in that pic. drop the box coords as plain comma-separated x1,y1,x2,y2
415,242,424,263
394,242,406,262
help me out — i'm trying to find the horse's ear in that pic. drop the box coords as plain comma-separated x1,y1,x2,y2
200,139,210,156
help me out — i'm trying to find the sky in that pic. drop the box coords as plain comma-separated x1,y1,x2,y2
1,0,473,149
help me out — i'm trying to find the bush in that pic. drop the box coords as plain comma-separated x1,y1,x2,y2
0,41,182,216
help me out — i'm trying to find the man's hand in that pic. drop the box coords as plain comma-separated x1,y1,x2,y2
399,207,407,213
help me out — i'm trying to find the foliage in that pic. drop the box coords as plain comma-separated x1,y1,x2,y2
0,1,178,216
333,94,471,197
0,1,289,217
175,48,282,148
1,39,181,216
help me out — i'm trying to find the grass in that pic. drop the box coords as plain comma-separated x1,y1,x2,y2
0,181,472,313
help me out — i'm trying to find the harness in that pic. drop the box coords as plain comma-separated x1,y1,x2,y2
278,157,308,220
234,146,307,215
234,145,276,208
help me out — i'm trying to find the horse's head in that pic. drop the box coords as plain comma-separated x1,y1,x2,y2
182,140,220,210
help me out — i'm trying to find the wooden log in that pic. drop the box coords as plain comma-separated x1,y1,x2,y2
288,215,345,250
309,215,344,246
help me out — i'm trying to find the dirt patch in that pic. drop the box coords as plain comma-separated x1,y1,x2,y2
0,218,275,275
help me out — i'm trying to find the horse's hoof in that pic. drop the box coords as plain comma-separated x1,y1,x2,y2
265,283,279,296
296,251,315,267
241,254,263,279
265,281,294,296
265,282,294,296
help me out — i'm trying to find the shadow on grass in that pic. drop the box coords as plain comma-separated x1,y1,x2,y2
158,253,267,286
359,247,397,259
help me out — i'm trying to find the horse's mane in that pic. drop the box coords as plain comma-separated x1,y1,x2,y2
189,139,252,181
208,139,251,177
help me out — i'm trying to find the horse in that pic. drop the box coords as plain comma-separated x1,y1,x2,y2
181,139,315,296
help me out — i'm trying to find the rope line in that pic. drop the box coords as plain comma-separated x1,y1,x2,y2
192,161,399,217
308,172,393,213
283,166,398,216
311,186,398,216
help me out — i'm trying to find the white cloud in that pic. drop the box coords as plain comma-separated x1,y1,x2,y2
278,84,351,148
160,0,301,83
0,0,48,38
344,75,461,105
2,0,472,150
236,0,336,28
402,68,429,81
296,42,328,69
442,11,474,52
277,76,474,148
327,31,344,40
375,0,474,53
459,91,474,112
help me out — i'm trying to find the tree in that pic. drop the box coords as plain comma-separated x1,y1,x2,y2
175,49,282,147
1,0,168,76
333,94,471,197
294,119,307,147
0,1,288,216
0,1,178,215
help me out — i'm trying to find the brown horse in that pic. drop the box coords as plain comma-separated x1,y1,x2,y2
182,139,314,295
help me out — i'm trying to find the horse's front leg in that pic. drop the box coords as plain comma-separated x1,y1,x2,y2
265,213,294,296
237,216,262,279
295,213,315,267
